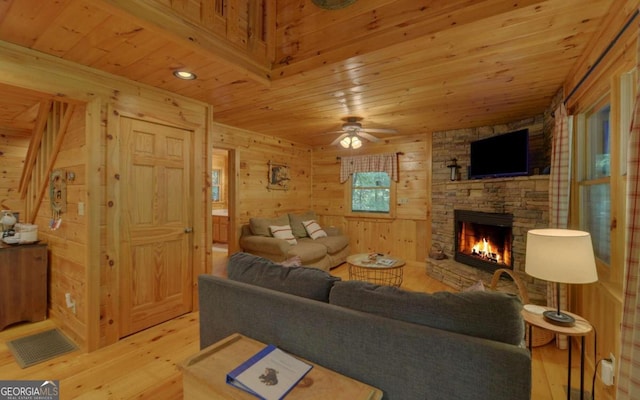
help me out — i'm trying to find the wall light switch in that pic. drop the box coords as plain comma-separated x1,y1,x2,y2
78,202,85,216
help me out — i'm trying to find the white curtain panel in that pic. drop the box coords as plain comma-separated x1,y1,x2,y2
548,103,572,349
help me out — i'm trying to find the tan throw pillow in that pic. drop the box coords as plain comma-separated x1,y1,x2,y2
269,225,297,245
250,215,289,236
302,220,327,240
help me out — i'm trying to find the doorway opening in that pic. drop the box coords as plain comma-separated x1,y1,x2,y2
211,148,230,253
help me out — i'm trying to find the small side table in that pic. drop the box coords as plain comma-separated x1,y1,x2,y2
180,333,383,399
346,253,405,287
522,306,593,400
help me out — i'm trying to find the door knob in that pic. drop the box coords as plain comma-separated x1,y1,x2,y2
184,227,193,233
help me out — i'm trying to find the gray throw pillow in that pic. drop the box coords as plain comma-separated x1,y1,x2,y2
288,211,317,238
329,280,524,345
227,252,340,302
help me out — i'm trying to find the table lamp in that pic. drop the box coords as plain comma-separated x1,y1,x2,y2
525,229,598,326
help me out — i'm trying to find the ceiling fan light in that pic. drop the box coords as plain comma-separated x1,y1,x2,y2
340,137,351,148
351,137,362,149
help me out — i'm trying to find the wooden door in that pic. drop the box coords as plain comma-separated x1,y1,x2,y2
119,117,193,337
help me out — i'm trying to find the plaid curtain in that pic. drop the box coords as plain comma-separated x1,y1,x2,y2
339,153,399,183
617,30,640,398
548,103,572,349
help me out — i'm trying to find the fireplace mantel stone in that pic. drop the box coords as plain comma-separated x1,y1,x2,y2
429,175,549,304
430,120,552,304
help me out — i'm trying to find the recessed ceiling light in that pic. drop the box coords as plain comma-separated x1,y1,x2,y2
173,70,197,80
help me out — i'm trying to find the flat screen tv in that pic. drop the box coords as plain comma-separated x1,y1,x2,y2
469,129,529,179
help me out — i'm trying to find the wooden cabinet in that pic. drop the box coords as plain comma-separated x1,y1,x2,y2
212,215,228,244
0,243,48,331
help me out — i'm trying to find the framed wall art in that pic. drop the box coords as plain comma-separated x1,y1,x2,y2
267,161,290,191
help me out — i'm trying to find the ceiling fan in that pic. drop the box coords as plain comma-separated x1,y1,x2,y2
328,117,398,149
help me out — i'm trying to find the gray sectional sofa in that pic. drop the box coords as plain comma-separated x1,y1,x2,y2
198,252,531,400
239,211,349,271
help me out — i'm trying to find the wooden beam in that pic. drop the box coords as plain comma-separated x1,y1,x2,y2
19,100,52,198
28,103,76,223
93,0,272,86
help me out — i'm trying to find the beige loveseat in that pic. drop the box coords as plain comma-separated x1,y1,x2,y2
239,211,349,271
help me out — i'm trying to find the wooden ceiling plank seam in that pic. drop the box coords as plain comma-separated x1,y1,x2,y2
19,99,52,197
214,5,607,108
90,29,170,75
272,0,608,80
272,0,582,77
274,0,541,65
216,83,551,138
60,15,141,66
210,43,577,118
93,0,272,85
0,0,72,48
115,41,199,82
0,0,629,146
564,0,639,91
31,1,111,58
135,50,242,95
564,0,640,102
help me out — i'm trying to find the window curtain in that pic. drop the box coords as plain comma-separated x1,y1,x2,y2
616,30,640,399
339,153,399,183
548,102,572,349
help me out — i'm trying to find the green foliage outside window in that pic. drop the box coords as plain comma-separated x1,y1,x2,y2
352,172,390,213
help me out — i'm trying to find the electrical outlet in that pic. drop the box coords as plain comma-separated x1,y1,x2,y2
601,353,616,386
65,293,76,315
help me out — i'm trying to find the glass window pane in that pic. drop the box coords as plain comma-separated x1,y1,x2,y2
353,172,390,187
586,104,611,179
581,184,611,264
352,172,391,213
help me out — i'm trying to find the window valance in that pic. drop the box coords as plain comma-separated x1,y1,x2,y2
339,153,399,183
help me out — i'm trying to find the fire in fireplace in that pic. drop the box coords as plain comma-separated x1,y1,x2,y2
454,210,513,273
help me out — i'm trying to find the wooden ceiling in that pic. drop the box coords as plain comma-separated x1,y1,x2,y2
0,0,632,146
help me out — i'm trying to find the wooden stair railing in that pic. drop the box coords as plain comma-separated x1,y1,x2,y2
18,100,76,224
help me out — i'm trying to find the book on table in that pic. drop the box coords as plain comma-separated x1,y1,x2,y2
226,344,313,400
376,258,396,266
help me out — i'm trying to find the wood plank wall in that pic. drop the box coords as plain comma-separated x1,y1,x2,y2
210,122,313,249
563,2,638,399
0,42,211,350
34,104,88,348
0,131,28,215
311,134,432,262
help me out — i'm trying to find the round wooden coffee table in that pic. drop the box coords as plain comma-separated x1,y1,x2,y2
346,253,405,287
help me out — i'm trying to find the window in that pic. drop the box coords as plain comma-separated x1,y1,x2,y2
211,169,221,202
351,172,391,213
578,102,611,264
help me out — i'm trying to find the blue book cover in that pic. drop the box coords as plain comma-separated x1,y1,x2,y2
227,344,313,400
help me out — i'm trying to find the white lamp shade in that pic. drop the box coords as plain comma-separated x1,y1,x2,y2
525,229,598,284
351,136,362,149
340,137,351,148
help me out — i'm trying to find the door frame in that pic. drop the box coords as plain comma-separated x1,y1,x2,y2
105,102,207,345
209,145,239,256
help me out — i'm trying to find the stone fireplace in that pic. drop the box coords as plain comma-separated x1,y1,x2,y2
427,119,551,304
454,210,513,274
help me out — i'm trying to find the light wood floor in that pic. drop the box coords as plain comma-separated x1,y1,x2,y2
0,253,598,399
